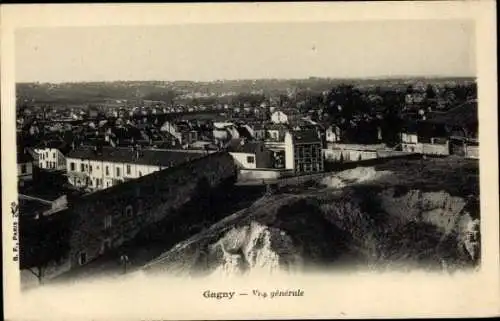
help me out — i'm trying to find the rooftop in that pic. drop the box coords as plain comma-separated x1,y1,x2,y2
227,141,265,154
67,146,204,167
289,130,321,144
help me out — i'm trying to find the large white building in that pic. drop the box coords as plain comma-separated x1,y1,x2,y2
66,146,205,191
35,147,68,171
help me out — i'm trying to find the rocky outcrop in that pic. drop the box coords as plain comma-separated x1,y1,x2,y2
143,166,480,276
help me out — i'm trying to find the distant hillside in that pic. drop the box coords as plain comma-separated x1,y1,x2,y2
16,77,475,107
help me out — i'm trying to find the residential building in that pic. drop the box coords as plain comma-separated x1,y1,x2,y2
34,141,70,171
65,146,205,191
270,109,302,124
325,125,342,143
284,130,324,174
400,122,420,153
399,121,449,156
251,123,266,140
425,100,478,158
227,141,272,169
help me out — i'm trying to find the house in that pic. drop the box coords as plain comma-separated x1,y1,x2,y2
34,141,71,171
425,100,478,158
251,123,266,141
400,121,420,153
212,122,239,146
65,146,205,191
160,121,183,143
18,148,35,187
399,120,450,156
284,130,324,174
235,124,254,141
270,109,302,124
227,141,272,169
265,123,288,142
325,125,342,143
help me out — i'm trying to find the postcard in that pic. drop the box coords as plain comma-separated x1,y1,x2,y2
1,1,499,320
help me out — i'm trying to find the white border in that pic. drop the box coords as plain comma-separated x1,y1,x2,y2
2,2,498,320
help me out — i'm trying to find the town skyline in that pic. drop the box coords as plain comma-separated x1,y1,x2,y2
16,20,476,83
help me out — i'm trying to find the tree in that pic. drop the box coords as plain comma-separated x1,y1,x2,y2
425,84,436,99
324,84,368,120
424,84,438,111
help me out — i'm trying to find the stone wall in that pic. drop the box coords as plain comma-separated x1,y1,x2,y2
67,152,237,269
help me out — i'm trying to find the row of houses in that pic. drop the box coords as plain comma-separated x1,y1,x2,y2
17,100,479,190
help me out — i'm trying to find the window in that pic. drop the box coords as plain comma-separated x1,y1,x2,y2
21,164,27,174
80,163,85,172
247,156,255,164
70,162,75,171
89,165,92,174
45,161,49,168
52,152,56,159
89,179,93,187
139,171,142,177
45,152,48,158
126,165,131,175
105,166,109,176
78,252,87,266
103,215,112,229
116,167,121,177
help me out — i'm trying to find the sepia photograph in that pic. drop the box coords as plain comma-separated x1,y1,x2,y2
2,2,498,320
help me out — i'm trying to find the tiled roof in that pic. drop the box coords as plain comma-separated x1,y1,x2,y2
35,140,71,154
227,141,265,154
67,146,203,167
266,123,289,130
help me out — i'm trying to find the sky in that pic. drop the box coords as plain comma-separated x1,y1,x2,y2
15,20,476,83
